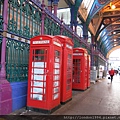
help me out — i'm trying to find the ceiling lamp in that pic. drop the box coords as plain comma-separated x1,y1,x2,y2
111,4,116,9
113,32,116,34
110,2,116,9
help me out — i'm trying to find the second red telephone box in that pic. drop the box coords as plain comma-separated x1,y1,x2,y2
55,35,73,104
27,35,62,113
72,48,88,90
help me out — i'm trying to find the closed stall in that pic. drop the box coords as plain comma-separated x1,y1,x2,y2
72,48,88,90
55,35,73,104
27,35,62,113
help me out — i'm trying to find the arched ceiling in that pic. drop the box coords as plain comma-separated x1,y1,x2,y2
66,0,120,58
43,0,120,58
94,0,120,57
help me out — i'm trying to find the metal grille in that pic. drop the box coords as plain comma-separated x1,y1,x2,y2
0,0,3,30
8,0,41,38
74,38,80,47
44,17,60,35
6,38,29,82
62,29,72,39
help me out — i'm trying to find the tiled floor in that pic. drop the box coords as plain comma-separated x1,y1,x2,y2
10,75,120,115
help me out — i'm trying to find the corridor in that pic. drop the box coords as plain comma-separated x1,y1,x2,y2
53,75,120,115
10,74,120,115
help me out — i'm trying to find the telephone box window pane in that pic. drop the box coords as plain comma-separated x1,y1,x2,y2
33,88,44,94
33,75,43,80
55,57,60,62
53,93,59,100
54,87,59,93
35,49,45,54
54,81,59,87
32,75,46,81
34,56,45,61
32,49,47,61
73,59,81,83
33,81,45,87
54,69,60,74
32,62,46,68
33,94,43,100
54,51,60,63
54,63,60,68
33,69,44,74
55,51,60,56
54,75,59,80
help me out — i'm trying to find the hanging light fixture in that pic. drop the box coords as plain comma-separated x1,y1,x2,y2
110,1,116,9
111,4,116,9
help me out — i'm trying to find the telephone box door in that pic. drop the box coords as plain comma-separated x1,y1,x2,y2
27,47,49,108
73,58,81,88
72,48,88,90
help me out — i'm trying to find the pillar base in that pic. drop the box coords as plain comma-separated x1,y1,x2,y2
0,79,12,115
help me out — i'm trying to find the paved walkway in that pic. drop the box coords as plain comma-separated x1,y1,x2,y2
52,75,120,115
10,75,120,115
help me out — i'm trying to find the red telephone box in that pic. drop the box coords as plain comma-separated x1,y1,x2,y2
87,55,91,88
72,48,88,90
55,35,73,104
27,35,62,113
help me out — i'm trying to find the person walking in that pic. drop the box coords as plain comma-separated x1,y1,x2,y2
109,68,115,83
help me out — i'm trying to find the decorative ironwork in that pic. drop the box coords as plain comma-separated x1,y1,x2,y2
8,0,41,38
0,0,3,30
103,18,111,25
44,17,60,35
73,38,80,47
0,15,3,30
6,38,29,82
62,29,72,39
98,0,108,5
8,18,17,33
